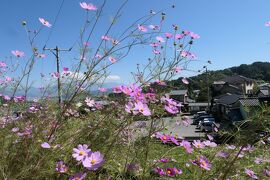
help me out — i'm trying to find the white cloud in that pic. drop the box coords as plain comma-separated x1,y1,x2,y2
106,75,120,82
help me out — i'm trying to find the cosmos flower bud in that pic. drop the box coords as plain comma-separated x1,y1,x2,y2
22,21,27,26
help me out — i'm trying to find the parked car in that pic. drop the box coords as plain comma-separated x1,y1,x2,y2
200,121,214,132
193,114,213,125
193,111,207,119
197,117,215,129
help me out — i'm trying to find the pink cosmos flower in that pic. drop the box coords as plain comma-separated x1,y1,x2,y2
245,168,258,179
125,101,134,113
0,62,7,68
172,66,182,73
39,18,52,28
150,42,161,47
216,151,229,158
98,87,107,92
190,32,200,39
72,144,91,161
153,49,161,54
111,39,119,45
265,21,270,27
84,42,90,46
262,169,270,177
155,80,166,86
5,76,12,82
113,86,122,93
63,67,69,72
192,156,211,171
95,54,102,59
85,97,95,107
11,50,25,57
82,151,104,170
149,24,159,30
138,24,148,32
79,2,97,11
55,161,68,173
109,56,117,63
192,140,205,149
160,134,171,143
180,140,194,153
166,168,176,177
134,101,151,116
207,134,214,141
203,140,217,147
154,167,165,176
37,53,46,58
41,142,51,149
51,72,60,78
182,78,189,85
175,34,184,40
101,35,110,41
69,172,87,180
156,36,165,42
165,32,173,39
170,136,179,145
183,30,190,35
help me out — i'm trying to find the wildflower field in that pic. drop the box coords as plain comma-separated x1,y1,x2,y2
0,1,269,179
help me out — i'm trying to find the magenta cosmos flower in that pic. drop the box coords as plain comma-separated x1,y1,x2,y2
69,172,87,180
79,2,97,11
154,167,165,176
245,168,258,179
39,18,52,28
11,50,25,57
82,151,104,170
73,144,91,161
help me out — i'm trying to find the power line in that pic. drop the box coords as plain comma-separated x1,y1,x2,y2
43,0,66,48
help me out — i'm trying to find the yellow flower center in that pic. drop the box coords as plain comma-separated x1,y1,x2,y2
91,159,96,165
167,170,171,174
79,151,85,156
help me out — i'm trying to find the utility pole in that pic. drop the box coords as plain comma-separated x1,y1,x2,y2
203,65,210,111
43,46,71,106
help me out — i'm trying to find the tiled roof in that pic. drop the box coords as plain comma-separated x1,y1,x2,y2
216,94,242,105
220,75,254,85
169,90,188,95
239,98,260,107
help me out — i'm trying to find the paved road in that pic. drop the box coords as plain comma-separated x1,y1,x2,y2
130,115,205,141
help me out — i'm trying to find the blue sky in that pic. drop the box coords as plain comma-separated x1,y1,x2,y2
1,0,270,87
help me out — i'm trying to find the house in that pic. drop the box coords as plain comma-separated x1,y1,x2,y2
168,90,188,104
238,98,260,120
188,102,208,113
212,75,255,97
